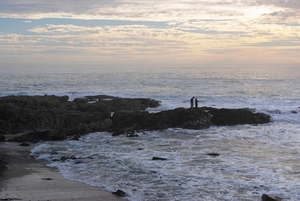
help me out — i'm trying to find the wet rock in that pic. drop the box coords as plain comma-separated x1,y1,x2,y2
152,157,167,161
110,108,212,135
60,155,77,162
20,142,30,146
42,178,53,181
0,134,5,142
126,133,139,137
110,107,270,135
100,118,113,129
112,189,126,197
203,107,270,126
8,130,67,143
262,194,282,201
71,134,81,141
0,159,8,175
85,95,161,112
207,153,220,157
77,123,89,134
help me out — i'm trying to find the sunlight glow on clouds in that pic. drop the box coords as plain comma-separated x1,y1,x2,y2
0,0,299,67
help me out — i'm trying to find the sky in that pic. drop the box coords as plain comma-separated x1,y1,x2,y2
0,0,299,68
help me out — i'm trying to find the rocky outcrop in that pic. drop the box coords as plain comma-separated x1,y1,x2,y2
202,107,270,126
109,108,212,135
84,95,161,112
109,107,270,135
0,95,160,142
0,95,271,142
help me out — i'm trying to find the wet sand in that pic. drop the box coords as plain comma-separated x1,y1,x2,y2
0,141,124,201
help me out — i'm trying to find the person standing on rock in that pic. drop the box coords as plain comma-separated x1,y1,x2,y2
195,98,199,108
190,97,195,108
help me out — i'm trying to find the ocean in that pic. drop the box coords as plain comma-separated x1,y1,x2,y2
1,65,300,200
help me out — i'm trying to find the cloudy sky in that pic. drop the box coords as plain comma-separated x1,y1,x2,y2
0,0,299,68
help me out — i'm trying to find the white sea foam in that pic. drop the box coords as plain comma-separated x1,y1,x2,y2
31,124,300,201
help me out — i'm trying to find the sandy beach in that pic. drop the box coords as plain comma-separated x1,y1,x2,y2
0,141,124,201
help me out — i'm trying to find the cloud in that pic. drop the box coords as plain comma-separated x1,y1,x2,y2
0,0,299,67
253,40,300,47
0,0,284,21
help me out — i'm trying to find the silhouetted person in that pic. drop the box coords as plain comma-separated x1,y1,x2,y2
190,97,194,108
195,98,199,108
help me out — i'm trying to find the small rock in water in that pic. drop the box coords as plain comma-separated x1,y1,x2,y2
207,153,220,157
112,189,126,197
262,194,282,201
42,178,53,180
152,157,167,161
20,142,30,146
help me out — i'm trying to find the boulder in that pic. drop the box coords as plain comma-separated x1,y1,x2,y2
0,159,7,176
112,189,126,197
262,194,282,201
0,134,5,142
101,119,113,129
152,157,167,161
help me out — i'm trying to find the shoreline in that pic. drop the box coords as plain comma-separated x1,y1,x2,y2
0,141,124,201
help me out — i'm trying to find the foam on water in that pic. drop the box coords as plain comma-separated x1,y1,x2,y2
31,122,300,200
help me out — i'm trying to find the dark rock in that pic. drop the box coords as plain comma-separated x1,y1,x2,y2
101,119,113,129
50,151,59,155
262,194,282,201
110,107,270,135
203,107,270,126
126,133,139,137
77,123,89,134
73,98,88,104
112,189,126,197
60,156,68,162
157,108,212,129
110,108,212,135
0,95,271,142
71,134,81,141
0,134,5,142
60,155,77,162
207,153,220,157
85,95,161,112
20,142,30,146
0,159,8,175
152,157,167,161
8,130,66,143
42,178,53,180
0,95,159,141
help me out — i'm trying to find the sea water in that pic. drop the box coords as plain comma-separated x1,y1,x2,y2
1,65,300,200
